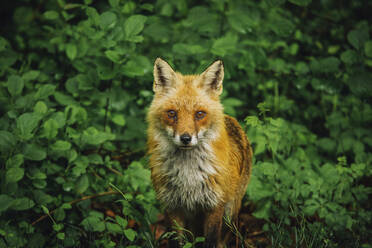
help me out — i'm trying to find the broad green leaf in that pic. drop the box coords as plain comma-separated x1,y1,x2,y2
24,144,47,161
106,222,122,234
105,50,122,63
108,0,119,8
34,101,48,114
51,140,71,151
11,197,35,211
124,15,147,39
6,154,24,168
76,175,89,194
0,131,16,152
44,10,59,20
211,34,238,56
227,7,259,34
310,57,340,73
16,112,42,140
112,114,126,126
81,127,115,145
347,29,369,50
43,119,59,139
81,216,105,232
124,228,136,241
0,195,13,212
22,70,40,81
365,41,372,57
172,43,207,55
54,92,77,106
34,84,56,99
252,200,271,220
56,233,65,240
7,75,24,96
100,11,117,29
6,167,24,183
269,12,295,37
66,43,77,60
122,56,151,77
115,216,128,228
85,7,99,25
288,0,311,6
183,243,192,248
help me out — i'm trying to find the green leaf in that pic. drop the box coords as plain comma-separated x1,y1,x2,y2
54,92,77,106
81,216,105,232
23,70,40,81
100,11,117,29
124,228,136,241
340,50,358,64
51,140,71,151
44,10,59,20
112,114,126,126
56,233,65,240
0,195,14,212
0,131,16,152
6,154,24,168
81,127,115,145
34,101,48,114
122,56,151,77
211,33,238,56
288,0,311,6
16,113,42,140
252,200,271,220
115,216,128,228
76,175,89,194
183,243,192,248
105,50,122,63
66,43,77,60
108,0,119,8
7,75,24,96
106,222,122,234
11,197,35,211
34,84,56,99
364,41,372,57
172,43,207,55
43,119,59,139
6,167,24,183
347,29,369,50
24,144,47,161
124,15,147,40
310,57,340,73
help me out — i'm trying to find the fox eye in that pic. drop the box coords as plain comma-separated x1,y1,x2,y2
167,110,177,119
195,111,206,120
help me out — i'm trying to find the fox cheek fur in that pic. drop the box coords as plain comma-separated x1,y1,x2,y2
147,58,252,248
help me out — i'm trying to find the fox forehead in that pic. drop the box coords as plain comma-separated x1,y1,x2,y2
154,74,217,112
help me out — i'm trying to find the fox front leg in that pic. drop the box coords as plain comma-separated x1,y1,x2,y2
203,206,224,248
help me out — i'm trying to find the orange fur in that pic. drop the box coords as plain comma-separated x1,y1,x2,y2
147,58,252,248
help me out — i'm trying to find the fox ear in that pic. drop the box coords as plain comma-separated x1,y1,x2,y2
200,60,224,95
153,58,176,93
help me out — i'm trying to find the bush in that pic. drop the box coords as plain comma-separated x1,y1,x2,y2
0,0,371,247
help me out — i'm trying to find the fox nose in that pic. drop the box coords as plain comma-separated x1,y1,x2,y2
180,133,192,145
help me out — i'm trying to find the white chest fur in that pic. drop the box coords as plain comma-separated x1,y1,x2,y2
156,144,221,211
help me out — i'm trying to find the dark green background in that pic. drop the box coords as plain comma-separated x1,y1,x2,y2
0,0,371,247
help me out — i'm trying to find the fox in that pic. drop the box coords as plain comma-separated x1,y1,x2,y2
147,58,252,248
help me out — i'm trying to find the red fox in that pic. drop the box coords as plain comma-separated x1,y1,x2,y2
147,58,252,248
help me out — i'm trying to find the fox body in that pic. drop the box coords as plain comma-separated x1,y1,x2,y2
147,58,252,247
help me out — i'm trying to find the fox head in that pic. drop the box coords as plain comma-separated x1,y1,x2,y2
148,58,225,149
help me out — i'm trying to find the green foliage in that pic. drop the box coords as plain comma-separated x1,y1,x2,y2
0,0,371,247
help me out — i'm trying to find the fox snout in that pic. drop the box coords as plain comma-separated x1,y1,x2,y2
173,131,199,148
180,133,192,145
